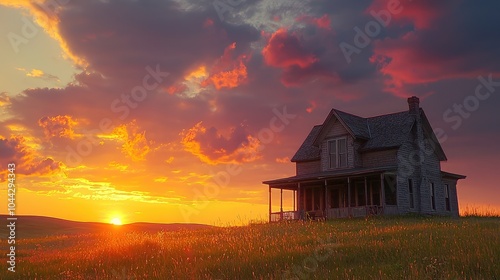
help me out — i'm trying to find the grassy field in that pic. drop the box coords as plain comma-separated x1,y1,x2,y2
2,216,499,279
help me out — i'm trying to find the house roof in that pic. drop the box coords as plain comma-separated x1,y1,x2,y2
362,110,414,151
263,168,465,187
334,109,371,139
290,125,322,162
441,171,467,180
292,108,446,162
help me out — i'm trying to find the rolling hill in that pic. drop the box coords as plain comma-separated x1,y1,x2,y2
0,215,213,239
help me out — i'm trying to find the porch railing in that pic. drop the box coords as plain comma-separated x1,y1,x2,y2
271,205,390,222
270,211,300,222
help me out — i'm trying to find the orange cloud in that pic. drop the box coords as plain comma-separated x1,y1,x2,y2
262,28,317,69
166,84,186,95
180,122,261,165
16,68,60,82
165,65,208,97
1,0,87,66
110,120,153,161
209,60,247,90
163,43,249,95
0,135,63,181
0,92,10,107
203,43,249,90
38,115,78,139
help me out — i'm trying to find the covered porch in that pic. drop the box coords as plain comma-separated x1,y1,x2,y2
264,167,399,222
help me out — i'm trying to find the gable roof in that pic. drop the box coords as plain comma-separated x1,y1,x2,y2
291,125,321,162
292,108,447,162
312,109,370,145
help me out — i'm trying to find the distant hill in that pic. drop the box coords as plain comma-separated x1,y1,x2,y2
0,215,214,239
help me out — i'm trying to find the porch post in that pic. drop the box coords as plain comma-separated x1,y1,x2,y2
364,177,369,216
293,190,296,211
269,186,272,222
380,173,386,214
347,177,351,217
280,188,283,220
303,185,306,214
297,183,301,219
324,179,328,219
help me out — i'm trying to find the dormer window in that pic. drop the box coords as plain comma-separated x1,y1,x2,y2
328,137,347,169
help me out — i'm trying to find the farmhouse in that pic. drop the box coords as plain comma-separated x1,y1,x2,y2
263,97,465,221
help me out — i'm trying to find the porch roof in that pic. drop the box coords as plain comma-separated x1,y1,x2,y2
441,171,466,180
263,166,397,186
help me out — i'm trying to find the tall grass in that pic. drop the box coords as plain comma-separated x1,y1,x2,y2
2,216,499,279
461,204,500,217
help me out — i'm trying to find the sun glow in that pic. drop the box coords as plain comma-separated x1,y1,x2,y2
110,217,123,226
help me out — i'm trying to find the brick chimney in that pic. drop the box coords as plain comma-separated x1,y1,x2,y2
408,96,420,114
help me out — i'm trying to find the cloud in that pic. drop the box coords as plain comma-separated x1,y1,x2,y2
16,68,60,82
0,135,63,181
110,120,153,162
263,28,317,69
166,43,250,96
0,92,10,108
203,43,249,90
38,115,78,139
368,0,500,96
296,14,332,30
180,122,261,165
275,156,290,163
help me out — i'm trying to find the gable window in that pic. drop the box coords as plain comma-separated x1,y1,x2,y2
328,138,347,169
430,182,436,211
444,184,451,211
408,179,414,209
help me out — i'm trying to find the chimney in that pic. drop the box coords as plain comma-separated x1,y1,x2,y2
408,96,420,114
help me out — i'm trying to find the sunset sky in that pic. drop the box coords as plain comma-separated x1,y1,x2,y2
0,0,499,225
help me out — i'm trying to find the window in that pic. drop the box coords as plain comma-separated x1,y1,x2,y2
408,179,414,209
384,175,397,206
430,182,436,210
444,184,451,211
328,138,347,169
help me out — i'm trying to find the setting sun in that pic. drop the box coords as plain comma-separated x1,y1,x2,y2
110,217,123,226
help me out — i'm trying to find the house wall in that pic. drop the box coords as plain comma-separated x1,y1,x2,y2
362,149,398,168
353,141,363,168
396,125,421,215
320,120,353,171
296,160,321,175
442,178,460,217
396,120,458,216
422,137,448,215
